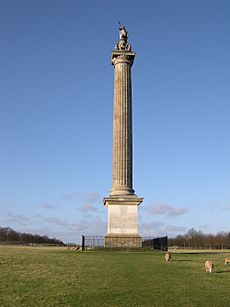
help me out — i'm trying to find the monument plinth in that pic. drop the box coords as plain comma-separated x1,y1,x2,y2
104,25,143,247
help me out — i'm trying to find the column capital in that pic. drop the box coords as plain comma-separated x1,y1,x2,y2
111,51,136,66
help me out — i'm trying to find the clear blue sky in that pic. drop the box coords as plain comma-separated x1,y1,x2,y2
1,0,229,243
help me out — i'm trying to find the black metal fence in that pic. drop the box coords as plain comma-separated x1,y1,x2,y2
82,235,168,251
142,236,168,251
169,244,230,250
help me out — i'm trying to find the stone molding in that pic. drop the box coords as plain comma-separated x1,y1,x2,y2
103,196,143,207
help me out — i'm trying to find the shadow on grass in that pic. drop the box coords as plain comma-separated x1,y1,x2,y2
216,270,230,274
170,259,192,262
176,252,228,255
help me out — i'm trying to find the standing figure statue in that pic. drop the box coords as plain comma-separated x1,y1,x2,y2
119,22,128,41
115,22,132,51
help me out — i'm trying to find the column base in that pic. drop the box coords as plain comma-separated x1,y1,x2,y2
110,186,135,196
105,233,142,248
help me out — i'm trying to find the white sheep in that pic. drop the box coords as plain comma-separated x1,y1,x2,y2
224,257,230,265
165,252,171,262
205,260,214,273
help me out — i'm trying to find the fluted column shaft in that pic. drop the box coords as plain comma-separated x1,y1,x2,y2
110,54,135,196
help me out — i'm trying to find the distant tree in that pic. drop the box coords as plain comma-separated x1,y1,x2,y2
6,228,19,242
0,227,7,241
19,232,30,244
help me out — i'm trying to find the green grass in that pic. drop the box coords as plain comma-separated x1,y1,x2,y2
0,246,230,306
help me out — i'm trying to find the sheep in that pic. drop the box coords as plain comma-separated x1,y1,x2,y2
205,260,214,273
165,252,171,262
224,257,230,265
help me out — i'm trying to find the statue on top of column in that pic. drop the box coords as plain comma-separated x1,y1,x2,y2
119,23,128,41
115,22,132,51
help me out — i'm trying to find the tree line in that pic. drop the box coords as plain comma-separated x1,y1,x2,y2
0,227,64,246
1,226,229,249
168,228,230,249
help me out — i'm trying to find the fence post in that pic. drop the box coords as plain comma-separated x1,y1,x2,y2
82,235,85,251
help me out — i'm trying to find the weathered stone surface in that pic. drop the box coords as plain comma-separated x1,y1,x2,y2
104,196,143,235
105,234,142,248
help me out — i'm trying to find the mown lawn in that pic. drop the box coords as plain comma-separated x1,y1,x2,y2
0,245,230,306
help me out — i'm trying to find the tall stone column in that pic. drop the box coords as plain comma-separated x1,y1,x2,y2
104,25,143,247
110,52,134,196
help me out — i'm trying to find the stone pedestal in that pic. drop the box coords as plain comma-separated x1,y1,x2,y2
104,196,143,247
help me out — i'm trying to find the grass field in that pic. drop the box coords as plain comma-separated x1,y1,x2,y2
0,246,230,306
